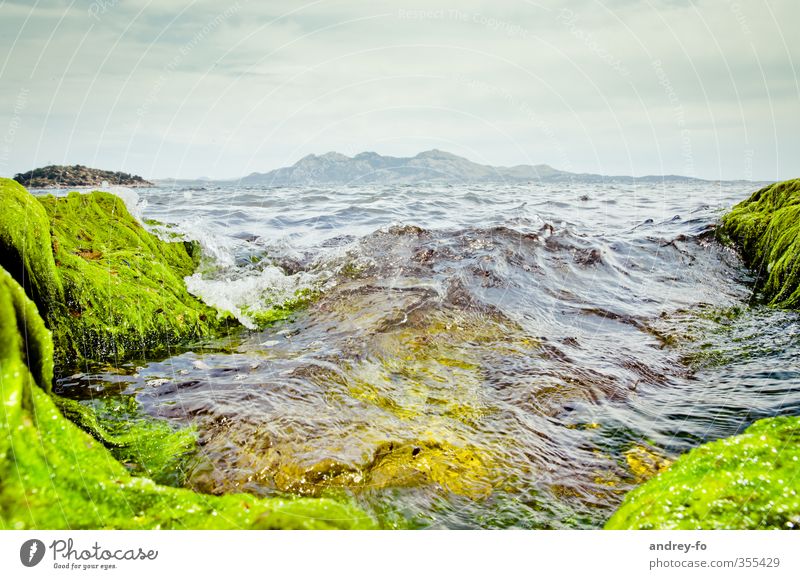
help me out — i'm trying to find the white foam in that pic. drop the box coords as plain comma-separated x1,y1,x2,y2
102,185,148,224
185,265,318,329
179,217,238,268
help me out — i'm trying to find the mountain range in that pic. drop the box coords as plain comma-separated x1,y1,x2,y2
239,149,704,186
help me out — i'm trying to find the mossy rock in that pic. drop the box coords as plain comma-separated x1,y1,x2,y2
0,178,235,366
54,393,199,487
0,266,375,529
719,178,800,308
0,178,64,315
605,416,800,529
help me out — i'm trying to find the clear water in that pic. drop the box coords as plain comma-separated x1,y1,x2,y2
54,180,800,528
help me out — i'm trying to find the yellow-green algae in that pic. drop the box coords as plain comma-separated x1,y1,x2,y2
0,177,64,316
36,186,234,365
719,178,800,307
623,444,672,482
0,266,376,529
184,307,520,502
606,416,800,529
54,394,198,487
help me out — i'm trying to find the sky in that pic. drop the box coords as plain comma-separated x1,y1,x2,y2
0,0,797,180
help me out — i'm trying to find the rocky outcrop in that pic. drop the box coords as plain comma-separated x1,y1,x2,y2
605,416,800,529
719,178,800,308
0,266,375,529
0,178,232,366
13,164,153,188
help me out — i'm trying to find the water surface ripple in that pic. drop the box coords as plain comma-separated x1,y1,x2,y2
59,180,800,528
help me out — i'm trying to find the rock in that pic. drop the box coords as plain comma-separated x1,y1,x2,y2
0,265,376,529
719,178,800,308
0,178,234,366
13,164,153,188
606,416,800,529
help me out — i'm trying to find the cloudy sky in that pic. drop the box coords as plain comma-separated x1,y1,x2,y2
0,0,797,180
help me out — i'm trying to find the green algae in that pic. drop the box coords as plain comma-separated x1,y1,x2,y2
245,288,320,328
54,394,197,486
0,178,237,367
0,266,376,530
36,188,234,364
606,416,800,529
0,178,64,316
719,178,800,308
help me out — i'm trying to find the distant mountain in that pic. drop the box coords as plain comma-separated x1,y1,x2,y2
240,149,576,186
240,150,711,186
14,165,153,188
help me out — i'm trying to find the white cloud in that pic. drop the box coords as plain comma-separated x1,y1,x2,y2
0,0,797,179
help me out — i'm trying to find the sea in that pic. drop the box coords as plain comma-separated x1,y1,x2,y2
47,179,800,528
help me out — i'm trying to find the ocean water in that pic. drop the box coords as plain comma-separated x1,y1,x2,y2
54,180,800,528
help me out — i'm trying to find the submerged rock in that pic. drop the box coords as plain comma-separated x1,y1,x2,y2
0,266,375,529
605,416,800,529
719,178,800,307
0,178,234,366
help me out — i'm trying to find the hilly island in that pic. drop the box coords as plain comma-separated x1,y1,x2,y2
239,149,708,186
14,164,154,189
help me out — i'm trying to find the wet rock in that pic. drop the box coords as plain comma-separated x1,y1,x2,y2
0,178,234,366
719,178,800,308
607,416,800,529
0,266,375,529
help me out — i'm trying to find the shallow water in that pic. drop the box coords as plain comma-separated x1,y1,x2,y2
54,179,800,528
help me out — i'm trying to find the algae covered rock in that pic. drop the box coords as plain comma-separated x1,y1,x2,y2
605,416,800,529
0,178,64,315
719,178,800,308
0,266,375,530
0,178,233,365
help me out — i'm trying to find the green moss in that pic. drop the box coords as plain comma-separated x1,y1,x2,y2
245,288,320,327
0,179,237,366
719,179,800,308
0,266,376,530
54,394,197,486
605,416,800,529
0,178,64,316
